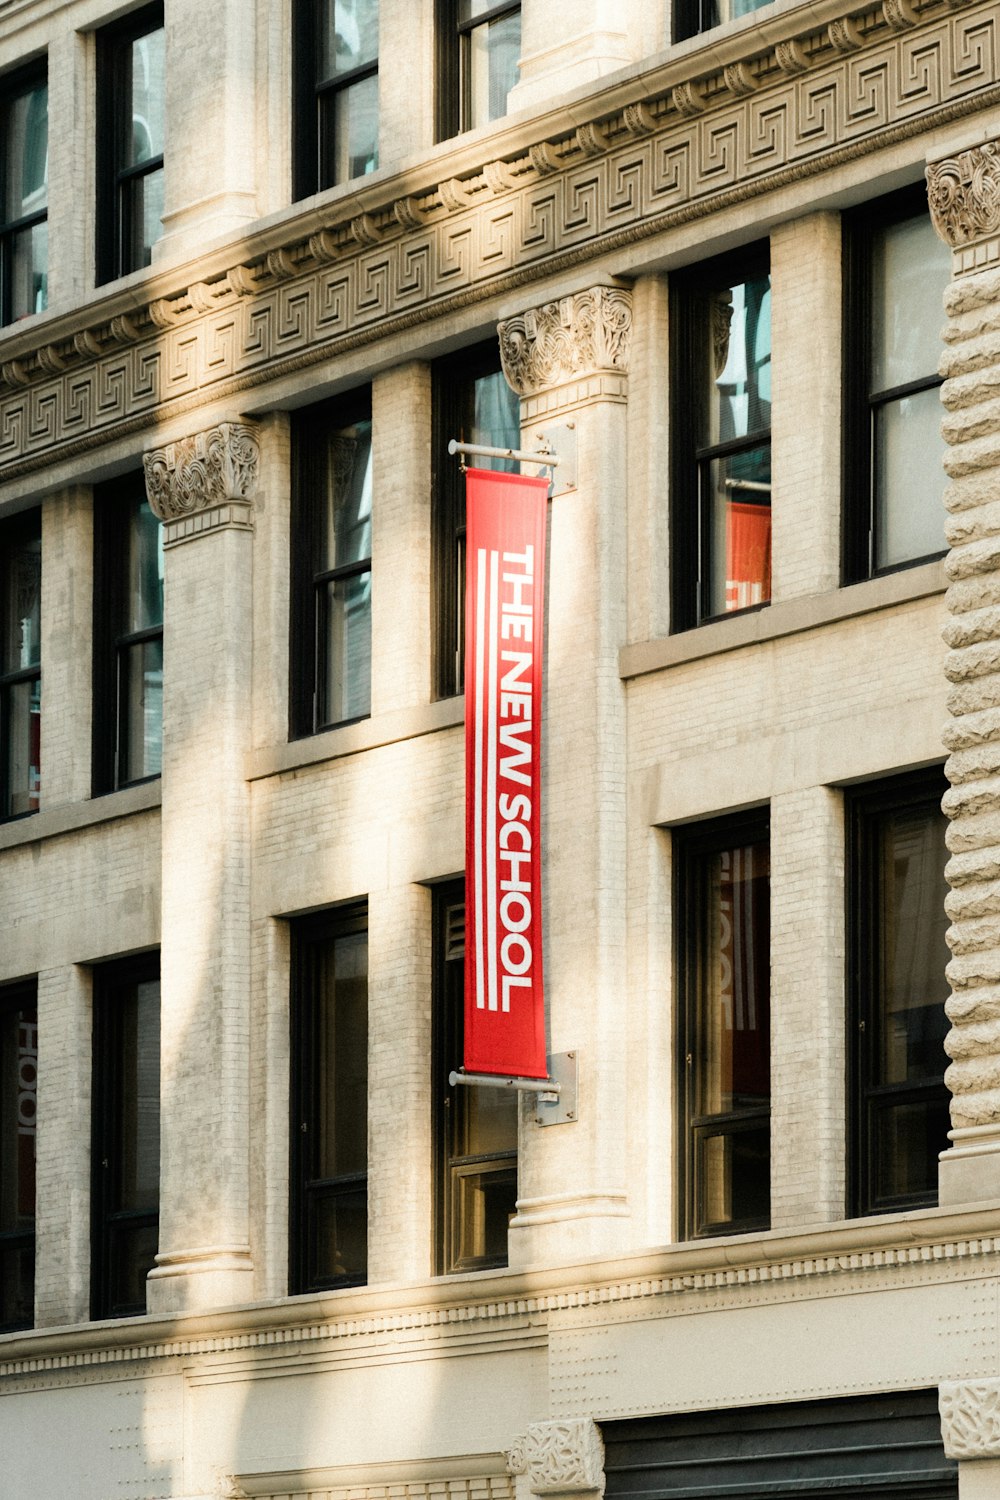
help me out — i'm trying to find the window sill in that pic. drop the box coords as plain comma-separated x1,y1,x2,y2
0,779,161,852
246,697,465,782
620,559,946,680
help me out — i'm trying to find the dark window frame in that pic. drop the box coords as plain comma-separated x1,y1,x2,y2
435,0,520,142
290,388,373,739
292,0,379,201
432,879,518,1274
0,976,37,1335
674,808,771,1241
289,902,369,1296
673,0,773,43
0,507,41,824
669,241,771,634
0,58,48,327
842,184,948,585
847,768,951,1218
95,2,164,286
92,472,164,796
90,951,160,1321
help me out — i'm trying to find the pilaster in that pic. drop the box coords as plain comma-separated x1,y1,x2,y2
39,487,92,809
940,1382,1000,1499
508,1419,606,1500
509,0,643,113
499,285,631,1266
927,135,1000,1206
143,418,260,1312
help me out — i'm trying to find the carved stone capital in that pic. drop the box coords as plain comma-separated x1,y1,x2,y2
499,287,632,401
507,1420,605,1496
940,1381,1000,1458
927,140,1000,253
143,420,260,532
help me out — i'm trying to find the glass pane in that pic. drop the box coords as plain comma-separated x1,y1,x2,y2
471,368,520,470
461,1076,518,1157
126,500,164,632
696,840,770,1117
872,212,950,395
465,12,520,130
127,29,165,166
875,1096,950,1201
125,166,164,270
702,275,771,447
3,677,41,818
874,386,946,571
326,74,379,183
310,1184,367,1283
108,1217,158,1314
319,571,371,724
119,979,160,1213
0,1003,37,1233
697,1125,769,1232
451,1160,516,1268
121,636,163,783
705,445,772,617
324,420,372,570
0,1242,33,1328
319,0,379,77
317,930,368,1178
2,520,41,673
877,803,950,1086
5,81,47,221
9,221,47,320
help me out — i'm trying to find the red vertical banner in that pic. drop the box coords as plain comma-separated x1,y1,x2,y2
464,467,549,1079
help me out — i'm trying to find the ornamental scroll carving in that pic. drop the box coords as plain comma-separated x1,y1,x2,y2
499,288,632,398
143,421,260,523
939,1381,1000,1458
508,1419,606,1496
927,140,1000,250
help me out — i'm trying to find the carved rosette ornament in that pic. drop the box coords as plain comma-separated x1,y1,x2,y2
143,421,260,545
940,1382,1000,1458
498,287,632,404
508,1420,606,1496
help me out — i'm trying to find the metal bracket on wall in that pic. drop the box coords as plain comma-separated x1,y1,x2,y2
534,1050,577,1126
537,424,577,495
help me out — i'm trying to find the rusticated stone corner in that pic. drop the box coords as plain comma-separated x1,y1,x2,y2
499,287,632,399
940,1381,1000,1458
143,420,260,524
928,140,1000,257
508,1419,606,1495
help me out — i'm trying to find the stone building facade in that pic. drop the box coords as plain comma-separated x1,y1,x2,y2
1,0,1000,1496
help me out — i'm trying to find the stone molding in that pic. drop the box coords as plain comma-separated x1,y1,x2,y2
499,288,632,400
508,1420,605,1496
940,1381,1000,1458
0,0,997,484
143,421,259,546
928,139,1000,274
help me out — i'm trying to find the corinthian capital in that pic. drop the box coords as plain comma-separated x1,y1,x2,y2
143,420,260,524
499,286,632,399
508,1419,606,1496
927,139,1000,251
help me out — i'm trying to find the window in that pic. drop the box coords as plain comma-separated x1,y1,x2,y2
436,1,520,141
91,955,160,1320
433,882,518,1273
670,246,772,632
674,0,772,41
843,187,951,582
0,63,47,324
849,771,951,1216
675,812,770,1239
0,979,37,1334
290,392,373,737
289,906,368,1294
96,4,165,284
93,474,164,794
293,0,379,200
432,342,520,699
0,509,41,822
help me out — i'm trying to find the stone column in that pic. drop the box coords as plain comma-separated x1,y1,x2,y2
927,136,1000,1205
508,1419,606,1500
34,965,91,1328
508,0,643,112
39,487,92,810
499,284,631,1267
142,419,259,1312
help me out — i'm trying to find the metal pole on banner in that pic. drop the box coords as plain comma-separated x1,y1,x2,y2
447,438,559,472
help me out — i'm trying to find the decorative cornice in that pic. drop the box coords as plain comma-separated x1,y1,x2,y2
0,0,996,485
928,139,1000,261
508,1421,605,1496
499,287,632,399
940,1381,1000,1458
143,421,260,544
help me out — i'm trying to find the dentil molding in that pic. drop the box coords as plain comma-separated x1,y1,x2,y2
499,288,632,399
143,421,260,545
508,1420,606,1496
